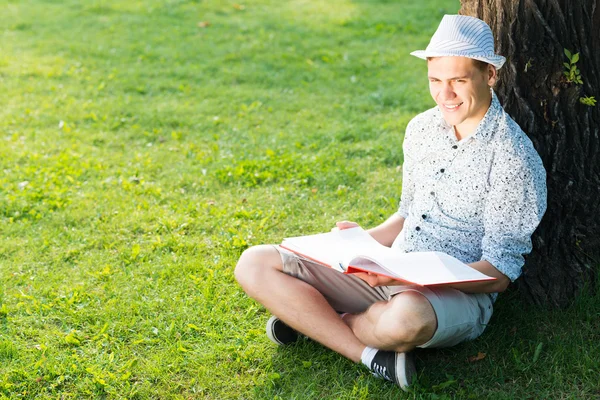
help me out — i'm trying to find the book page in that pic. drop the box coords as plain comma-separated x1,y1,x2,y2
347,251,495,285
282,228,495,286
281,227,384,271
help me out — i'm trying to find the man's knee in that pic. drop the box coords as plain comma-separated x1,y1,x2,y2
234,245,283,291
374,291,437,349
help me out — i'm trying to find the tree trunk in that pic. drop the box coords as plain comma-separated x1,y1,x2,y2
458,0,600,307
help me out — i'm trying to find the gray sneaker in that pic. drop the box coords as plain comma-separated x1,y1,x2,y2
370,350,416,391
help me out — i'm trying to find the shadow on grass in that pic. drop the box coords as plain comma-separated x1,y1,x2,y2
252,338,404,399
250,284,599,399
416,284,600,398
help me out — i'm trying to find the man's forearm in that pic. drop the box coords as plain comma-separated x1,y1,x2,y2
367,213,405,247
447,260,510,293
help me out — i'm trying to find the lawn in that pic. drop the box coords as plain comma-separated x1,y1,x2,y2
1,0,599,398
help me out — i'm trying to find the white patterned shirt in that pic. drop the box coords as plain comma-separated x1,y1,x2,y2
392,91,547,287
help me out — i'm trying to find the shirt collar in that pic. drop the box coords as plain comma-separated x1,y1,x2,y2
471,90,503,142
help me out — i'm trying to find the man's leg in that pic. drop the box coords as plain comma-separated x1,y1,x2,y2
235,245,438,359
343,291,438,353
235,245,366,362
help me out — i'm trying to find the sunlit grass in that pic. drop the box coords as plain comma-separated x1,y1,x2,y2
0,0,598,398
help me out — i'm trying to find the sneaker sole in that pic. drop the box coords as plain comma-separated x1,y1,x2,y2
395,352,416,391
266,315,287,346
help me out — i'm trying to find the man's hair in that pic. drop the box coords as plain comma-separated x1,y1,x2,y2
426,57,490,72
471,59,490,72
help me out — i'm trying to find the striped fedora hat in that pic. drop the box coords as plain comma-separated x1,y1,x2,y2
411,15,506,69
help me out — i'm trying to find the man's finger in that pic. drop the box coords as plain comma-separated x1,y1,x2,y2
353,272,379,287
336,221,359,230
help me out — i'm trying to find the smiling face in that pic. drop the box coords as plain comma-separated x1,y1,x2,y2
427,57,497,139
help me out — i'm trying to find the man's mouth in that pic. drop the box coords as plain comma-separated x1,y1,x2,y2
443,102,463,111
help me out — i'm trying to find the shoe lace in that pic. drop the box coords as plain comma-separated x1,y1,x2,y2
371,362,390,380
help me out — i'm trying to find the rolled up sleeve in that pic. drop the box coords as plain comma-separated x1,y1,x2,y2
481,143,547,281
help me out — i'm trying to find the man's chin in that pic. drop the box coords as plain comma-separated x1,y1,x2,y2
440,114,463,127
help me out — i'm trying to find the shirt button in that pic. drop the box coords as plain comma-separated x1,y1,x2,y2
452,145,458,149
440,168,445,173
421,214,427,219
415,226,421,231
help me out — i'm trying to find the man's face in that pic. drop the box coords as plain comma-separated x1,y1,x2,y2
427,57,496,137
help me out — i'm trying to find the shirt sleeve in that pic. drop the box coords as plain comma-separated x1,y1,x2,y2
397,120,416,218
480,140,547,281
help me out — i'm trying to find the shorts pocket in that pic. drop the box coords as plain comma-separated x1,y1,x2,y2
466,293,494,341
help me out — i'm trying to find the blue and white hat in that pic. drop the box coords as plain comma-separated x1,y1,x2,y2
411,15,506,69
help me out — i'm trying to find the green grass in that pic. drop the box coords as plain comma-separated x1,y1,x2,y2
0,0,598,398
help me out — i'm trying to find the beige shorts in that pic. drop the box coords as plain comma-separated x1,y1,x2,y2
275,246,494,349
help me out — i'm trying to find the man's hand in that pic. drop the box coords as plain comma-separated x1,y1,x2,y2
332,221,360,231
352,272,405,287
333,220,404,287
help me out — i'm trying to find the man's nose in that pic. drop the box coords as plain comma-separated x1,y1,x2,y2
440,83,456,100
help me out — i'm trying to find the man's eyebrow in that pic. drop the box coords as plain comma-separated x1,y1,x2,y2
428,75,470,80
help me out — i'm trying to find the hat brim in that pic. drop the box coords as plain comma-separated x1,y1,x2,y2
410,50,506,70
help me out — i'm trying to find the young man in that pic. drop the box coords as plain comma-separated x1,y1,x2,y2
235,15,547,391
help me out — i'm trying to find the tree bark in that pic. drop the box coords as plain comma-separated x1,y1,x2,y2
459,0,600,307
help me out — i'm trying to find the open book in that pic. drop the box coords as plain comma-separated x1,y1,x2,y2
280,227,495,286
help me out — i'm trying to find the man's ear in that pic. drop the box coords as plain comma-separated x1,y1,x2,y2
487,65,498,87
